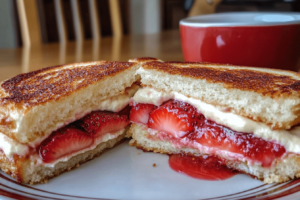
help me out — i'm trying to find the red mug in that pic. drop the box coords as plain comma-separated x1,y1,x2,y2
180,12,300,71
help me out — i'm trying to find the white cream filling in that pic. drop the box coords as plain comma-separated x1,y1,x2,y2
0,132,29,158
0,85,140,159
133,87,300,154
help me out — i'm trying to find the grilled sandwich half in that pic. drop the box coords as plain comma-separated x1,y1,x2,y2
0,61,141,184
128,58,300,183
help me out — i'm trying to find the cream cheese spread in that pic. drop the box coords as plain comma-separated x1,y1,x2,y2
0,132,29,158
133,87,300,154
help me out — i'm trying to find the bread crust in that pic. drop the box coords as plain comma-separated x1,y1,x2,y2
0,153,24,183
0,61,136,107
129,57,162,63
142,61,300,100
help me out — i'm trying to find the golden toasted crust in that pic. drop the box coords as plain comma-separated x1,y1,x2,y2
142,61,300,98
0,61,136,107
0,151,25,183
129,57,162,63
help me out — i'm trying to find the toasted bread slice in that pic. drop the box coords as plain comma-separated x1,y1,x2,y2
127,124,300,183
129,57,162,63
0,61,140,145
137,61,300,130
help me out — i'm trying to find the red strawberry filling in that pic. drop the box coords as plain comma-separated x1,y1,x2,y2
38,107,130,163
39,125,93,163
79,111,130,138
130,103,157,124
130,100,286,167
147,101,196,137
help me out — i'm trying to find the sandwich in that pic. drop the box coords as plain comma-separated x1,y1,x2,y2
127,59,300,183
2,56,300,184
0,60,141,184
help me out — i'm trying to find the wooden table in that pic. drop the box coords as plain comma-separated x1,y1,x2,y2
0,30,183,82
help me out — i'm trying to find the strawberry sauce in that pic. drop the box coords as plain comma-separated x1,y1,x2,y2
169,154,237,180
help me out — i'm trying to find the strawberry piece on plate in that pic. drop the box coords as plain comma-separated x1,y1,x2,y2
39,125,93,163
168,154,237,180
130,103,157,124
148,100,196,137
78,111,130,137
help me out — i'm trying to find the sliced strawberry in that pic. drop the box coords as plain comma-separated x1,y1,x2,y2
147,100,196,137
78,111,130,137
38,125,93,163
189,118,286,167
130,103,157,124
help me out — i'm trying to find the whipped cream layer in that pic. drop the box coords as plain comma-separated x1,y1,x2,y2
133,87,300,154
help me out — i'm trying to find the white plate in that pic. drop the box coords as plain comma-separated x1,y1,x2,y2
1,139,300,200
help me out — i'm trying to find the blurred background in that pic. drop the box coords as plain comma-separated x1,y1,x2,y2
0,0,299,80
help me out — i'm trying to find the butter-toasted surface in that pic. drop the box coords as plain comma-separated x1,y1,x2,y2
142,61,300,98
0,61,135,107
139,61,300,129
129,57,162,63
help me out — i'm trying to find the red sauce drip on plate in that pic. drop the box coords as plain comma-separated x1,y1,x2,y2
169,154,238,181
